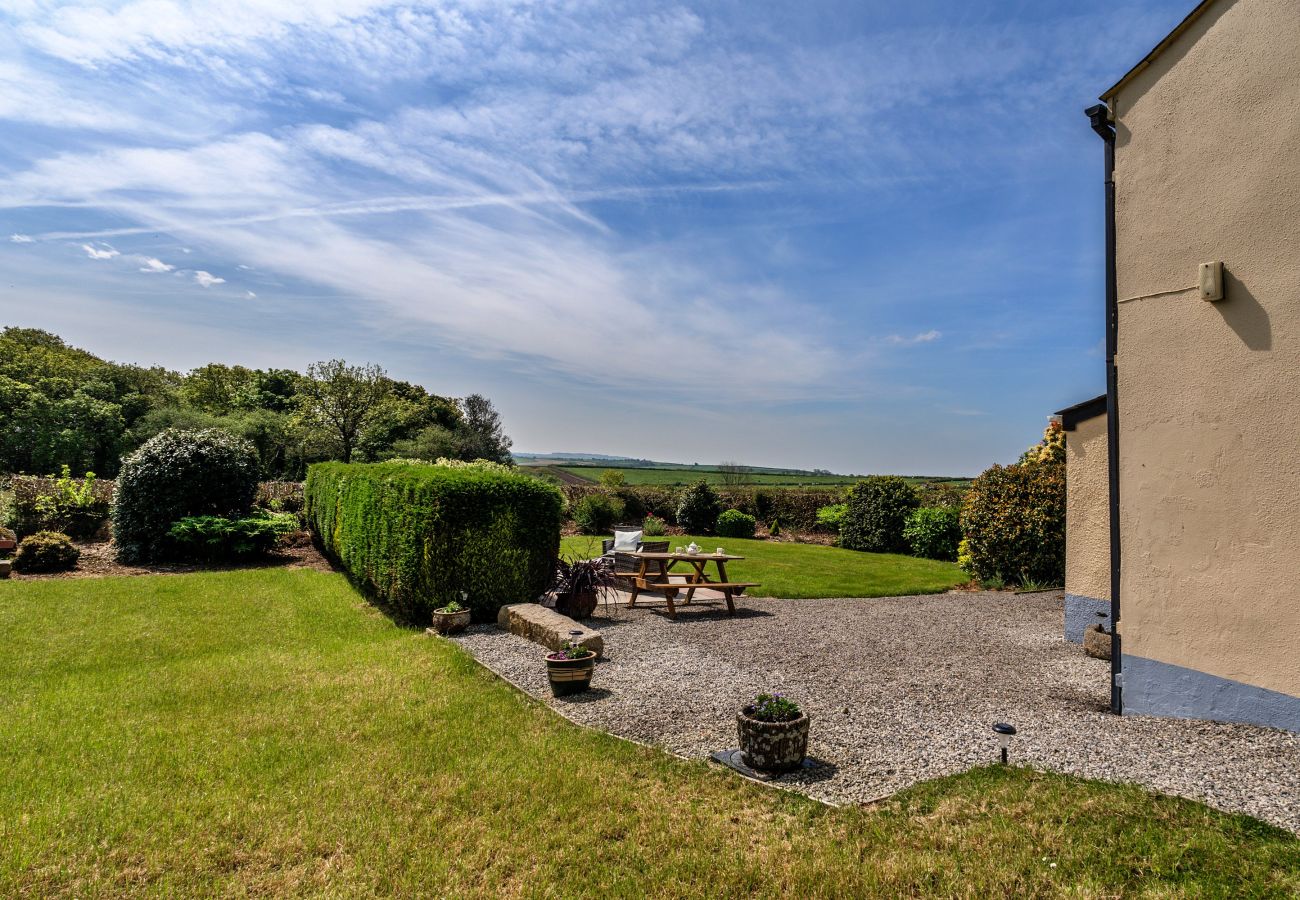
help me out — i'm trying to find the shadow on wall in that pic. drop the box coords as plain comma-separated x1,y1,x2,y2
1219,267,1271,351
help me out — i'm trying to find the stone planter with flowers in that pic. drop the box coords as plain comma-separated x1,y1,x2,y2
737,693,809,773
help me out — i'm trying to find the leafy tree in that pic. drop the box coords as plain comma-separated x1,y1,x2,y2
457,394,513,464
0,329,515,480
298,360,392,463
718,461,751,490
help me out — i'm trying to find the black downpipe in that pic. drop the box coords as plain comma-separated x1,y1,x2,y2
1086,103,1122,715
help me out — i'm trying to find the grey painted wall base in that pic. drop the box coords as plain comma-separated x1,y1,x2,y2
1064,593,1111,643
1123,654,1300,733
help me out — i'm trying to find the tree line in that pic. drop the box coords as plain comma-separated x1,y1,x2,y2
0,327,512,479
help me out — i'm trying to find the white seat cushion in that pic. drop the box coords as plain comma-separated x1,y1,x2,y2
613,529,642,552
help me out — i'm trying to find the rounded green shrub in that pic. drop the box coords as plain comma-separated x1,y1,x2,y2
13,531,80,573
112,428,260,563
716,509,756,538
815,503,848,533
675,480,721,534
573,493,625,535
839,476,919,552
642,514,668,537
960,460,1065,586
903,506,962,561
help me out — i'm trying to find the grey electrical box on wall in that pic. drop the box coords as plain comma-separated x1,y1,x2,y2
1199,261,1224,301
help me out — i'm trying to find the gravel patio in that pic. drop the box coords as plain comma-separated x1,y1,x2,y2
452,589,1300,832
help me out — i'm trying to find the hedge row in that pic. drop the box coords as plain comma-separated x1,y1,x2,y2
557,484,845,532
305,461,563,624
2,474,305,539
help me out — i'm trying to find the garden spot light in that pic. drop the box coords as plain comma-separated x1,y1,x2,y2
993,722,1017,764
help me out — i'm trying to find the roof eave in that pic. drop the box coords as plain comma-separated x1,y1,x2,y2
1055,395,1108,431
1099,0,1219,102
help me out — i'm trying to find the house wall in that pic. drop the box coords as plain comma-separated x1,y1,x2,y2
1063,412,1110,642
1109,0,1300,731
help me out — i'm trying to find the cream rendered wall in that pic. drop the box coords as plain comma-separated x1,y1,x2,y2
1065,412,1110,605
1110,0,1300,698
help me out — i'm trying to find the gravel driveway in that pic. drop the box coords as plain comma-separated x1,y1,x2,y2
452,590,1300,832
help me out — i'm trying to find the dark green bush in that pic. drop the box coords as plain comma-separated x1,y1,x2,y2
573,493,625,535
676,480,721,534
840,476,919,553
113,429,260,563
305,460,563,624
960,460,1065,585
167,513,297,561
13,531,80,572
716,509,756,538
903,506,962,561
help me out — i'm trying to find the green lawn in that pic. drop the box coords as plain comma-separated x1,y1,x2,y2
2,570,1298,897
563,534,966,598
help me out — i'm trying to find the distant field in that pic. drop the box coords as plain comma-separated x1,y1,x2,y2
543,465,969,489
557,465,859,487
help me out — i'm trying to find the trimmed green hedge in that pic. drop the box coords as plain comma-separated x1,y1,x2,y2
305,461,563,624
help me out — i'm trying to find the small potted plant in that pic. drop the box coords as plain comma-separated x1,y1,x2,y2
553,555,618,620
545,640,597,696
737,693,809,773
430,595,472,635
0,526,15,578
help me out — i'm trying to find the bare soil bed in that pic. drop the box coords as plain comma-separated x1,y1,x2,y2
453,590,1300,832
2,533,335,580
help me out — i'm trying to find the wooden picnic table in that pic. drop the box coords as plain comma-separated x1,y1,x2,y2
624,551,759,619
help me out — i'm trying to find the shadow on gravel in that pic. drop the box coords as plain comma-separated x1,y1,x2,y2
556,688,614,704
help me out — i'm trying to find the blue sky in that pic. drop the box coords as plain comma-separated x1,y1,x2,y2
1,0,1193,475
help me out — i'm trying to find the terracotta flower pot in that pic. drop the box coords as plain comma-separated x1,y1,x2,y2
554,589,598,620
430,607,471,635
546,651,596,696
737,711,810,773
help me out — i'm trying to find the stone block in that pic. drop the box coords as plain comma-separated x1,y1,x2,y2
497,603,603,658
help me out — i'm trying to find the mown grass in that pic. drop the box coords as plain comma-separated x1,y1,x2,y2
563,534,965,598
2,570,1297,897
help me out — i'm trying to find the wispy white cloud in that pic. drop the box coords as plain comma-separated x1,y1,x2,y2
193,270,225,287
887,330,942,346
81,242,119,259
244,290,257,299
9,234,34,243
0,0,1177,453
